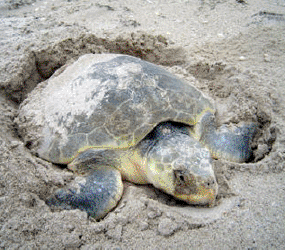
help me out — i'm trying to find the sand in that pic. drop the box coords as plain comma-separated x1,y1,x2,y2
0,0,284,249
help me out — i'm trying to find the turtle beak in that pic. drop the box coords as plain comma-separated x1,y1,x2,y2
174,183,218,207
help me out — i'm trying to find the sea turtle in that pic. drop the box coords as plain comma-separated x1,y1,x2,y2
16,54,257,219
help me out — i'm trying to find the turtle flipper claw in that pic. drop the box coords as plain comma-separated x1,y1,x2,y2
46,166,123,220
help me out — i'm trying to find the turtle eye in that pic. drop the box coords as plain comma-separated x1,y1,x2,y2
179,175,185,182
174,170,197,194
174,170,185,183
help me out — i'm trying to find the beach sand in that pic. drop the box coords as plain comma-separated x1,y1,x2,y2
0,0,284,249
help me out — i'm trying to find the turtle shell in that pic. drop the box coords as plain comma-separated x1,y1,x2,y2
17,54,214,164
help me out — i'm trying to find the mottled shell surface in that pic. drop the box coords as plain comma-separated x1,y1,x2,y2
17,54,214,164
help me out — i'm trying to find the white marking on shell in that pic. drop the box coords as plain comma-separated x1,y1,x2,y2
110,62,143,90
21,55,117,149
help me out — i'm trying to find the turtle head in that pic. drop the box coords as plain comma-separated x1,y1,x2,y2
171,158,218,206
145,123,218,206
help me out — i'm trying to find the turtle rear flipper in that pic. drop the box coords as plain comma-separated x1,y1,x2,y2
46,166,123,220
197,111,258,163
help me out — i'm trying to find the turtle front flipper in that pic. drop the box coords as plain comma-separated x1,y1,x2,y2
46,166,123,220
196,111,258,163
